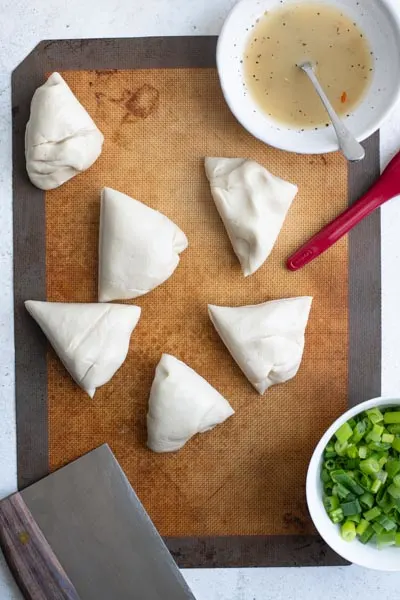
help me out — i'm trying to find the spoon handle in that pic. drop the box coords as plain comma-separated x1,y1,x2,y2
287,149,400,271
303,65,365,162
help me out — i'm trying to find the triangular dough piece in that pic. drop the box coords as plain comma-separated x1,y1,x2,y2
25,301,141,398
147,354,234,452
208,297,312,395
98,187,188,302
204,157,298,276
25,72,104,190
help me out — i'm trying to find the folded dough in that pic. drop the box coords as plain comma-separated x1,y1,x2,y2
204,157,298,276
98,187,188,302
25,300,141,398
25,72,104,190
147,353,234,452
208,297,313,395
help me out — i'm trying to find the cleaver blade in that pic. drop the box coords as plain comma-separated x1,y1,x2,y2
0,444,195,600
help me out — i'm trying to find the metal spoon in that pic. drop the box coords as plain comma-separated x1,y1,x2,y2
299,61,365,162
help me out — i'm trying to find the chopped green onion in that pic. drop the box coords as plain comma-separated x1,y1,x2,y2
323,495,339,512
324,450,337,459
322,407,400,547
351,421,367,444
335,422,353,444
377,490,394,512
356,518,370,536
341,520,356,542
371,521,384,535
358,446,368,459
388,424,400,435
324,459,336,470
385,458,400,479
367,408,384,424
366,424,384,443
360,457,380,476
359,524,374,544
331,470,364,495
368,442,391,452
340,499,362,516
321,468,330,483
379,455,388,468
346,513,361,523
364,506,381,521
332,483,351,500
329,508,344,523
384,412,400,424
388,484,400,499
359,492,374,509
375,514,397,531
376,470,388,485
354,471,371,490
371,479,382,494
335,440,349,456
346,445,358,459
376,531,396,548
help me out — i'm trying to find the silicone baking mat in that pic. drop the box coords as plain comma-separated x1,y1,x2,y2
12,37,381,567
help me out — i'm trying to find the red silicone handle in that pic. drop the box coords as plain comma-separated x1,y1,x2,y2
287,150,400,271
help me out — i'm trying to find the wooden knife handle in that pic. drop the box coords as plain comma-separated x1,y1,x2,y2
0,493,81,600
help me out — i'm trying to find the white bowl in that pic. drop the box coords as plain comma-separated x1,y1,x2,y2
217,0,400,154
307,396,400,571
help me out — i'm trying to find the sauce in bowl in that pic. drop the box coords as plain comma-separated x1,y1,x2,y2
244,2,373,129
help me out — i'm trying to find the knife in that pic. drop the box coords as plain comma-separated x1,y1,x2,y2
0,444,195,600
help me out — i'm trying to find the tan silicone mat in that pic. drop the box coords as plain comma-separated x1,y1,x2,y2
44,67,348,538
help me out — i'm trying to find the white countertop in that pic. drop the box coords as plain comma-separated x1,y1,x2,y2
1,1,400,598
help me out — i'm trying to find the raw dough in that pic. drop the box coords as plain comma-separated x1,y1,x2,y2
208,297,313,394
25,300,141,398
25,72,104,190
98,187,188,302
204,157,298,276
147,353,234,452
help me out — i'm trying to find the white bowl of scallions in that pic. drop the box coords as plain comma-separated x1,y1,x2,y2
307,397,400,570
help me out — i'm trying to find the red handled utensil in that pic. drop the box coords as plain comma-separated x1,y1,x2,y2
287,150,400,271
